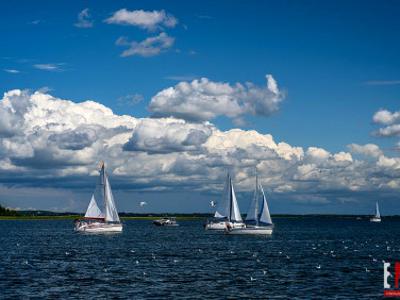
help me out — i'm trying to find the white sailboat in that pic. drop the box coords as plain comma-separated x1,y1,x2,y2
226,173,273,235
74,162,123,233
370,201,381,223
205,173,245,230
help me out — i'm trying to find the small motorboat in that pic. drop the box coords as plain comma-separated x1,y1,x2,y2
153,217,179,227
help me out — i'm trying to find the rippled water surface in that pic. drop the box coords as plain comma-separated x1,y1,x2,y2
1,217,399,299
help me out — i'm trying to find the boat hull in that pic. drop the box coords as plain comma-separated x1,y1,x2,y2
370,217,381,223
75,221,123,233
205,221,245,230
226,226,273,235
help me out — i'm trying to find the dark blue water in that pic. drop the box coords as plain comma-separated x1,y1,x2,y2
0,217,398,299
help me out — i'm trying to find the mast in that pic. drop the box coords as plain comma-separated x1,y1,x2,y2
255,170,259,226
99,161,106,218
229,174,233,222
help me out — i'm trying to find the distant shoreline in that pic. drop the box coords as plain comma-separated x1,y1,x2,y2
1,214,398,221
0,215,206,221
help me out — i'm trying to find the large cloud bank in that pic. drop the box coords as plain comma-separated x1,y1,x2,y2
0,89,399,206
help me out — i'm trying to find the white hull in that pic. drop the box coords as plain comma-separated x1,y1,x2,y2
205,221,245,230
370,217,381,223
226,226,273,235
75,222,123,233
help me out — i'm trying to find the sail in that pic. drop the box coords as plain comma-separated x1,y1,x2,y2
84,194,104,218
375,202,381,218
246,175,258,222
97,163,120,223
103,171,120,223
214,173,230,219
229,178,243,222
259,184,272,225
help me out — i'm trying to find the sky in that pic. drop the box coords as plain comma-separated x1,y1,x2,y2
0,0,400,214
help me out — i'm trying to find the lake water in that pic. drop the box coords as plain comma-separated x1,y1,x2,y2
0,217,398,299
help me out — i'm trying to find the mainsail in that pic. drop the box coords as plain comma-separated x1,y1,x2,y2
99,163,120,223
214,173,243,222
246,175,259,223
245,174,273,226
375,202,381,218
84,195,104,219
214,173,230,219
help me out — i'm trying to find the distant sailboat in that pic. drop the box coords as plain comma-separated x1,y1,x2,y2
226,173,273,235
74,162,123,233
370,201,381,223
205,173,245,230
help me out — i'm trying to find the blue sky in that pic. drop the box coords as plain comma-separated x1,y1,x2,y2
1,1,400,214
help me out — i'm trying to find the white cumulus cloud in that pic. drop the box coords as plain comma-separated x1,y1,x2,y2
348,143,383,158
373,109,400,125
149,75,284,122
105,9,177,30
372,108,400,139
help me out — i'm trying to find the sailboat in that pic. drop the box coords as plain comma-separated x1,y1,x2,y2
370,201,381,223
204,173,245,230
74,162,123,233
226,173,273,235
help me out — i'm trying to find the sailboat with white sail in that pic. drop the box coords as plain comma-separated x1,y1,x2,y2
205,173,245,230
370,201,381,223
226,173,273,235
74,162,123,233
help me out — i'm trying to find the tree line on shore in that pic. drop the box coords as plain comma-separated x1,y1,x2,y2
0,205,19,216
